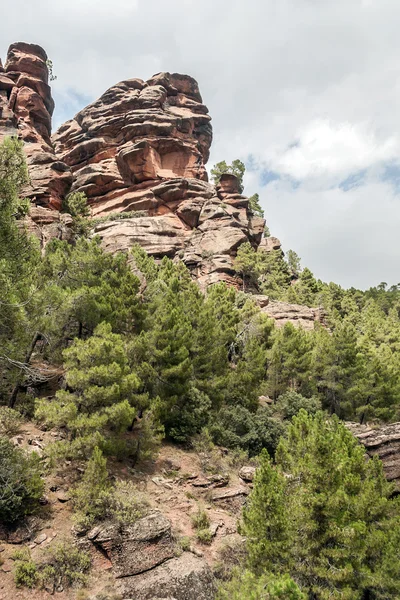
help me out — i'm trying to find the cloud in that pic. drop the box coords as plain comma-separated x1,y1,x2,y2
2,0,400,288
269,120,399,186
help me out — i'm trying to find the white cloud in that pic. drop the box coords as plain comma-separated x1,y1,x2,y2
2,0,400,288
270,120,399,184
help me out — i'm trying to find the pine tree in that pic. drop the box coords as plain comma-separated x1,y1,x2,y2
211,159,246,192
266,411,400,599
35,323,144,459
240,449,290,575
268,323,313,399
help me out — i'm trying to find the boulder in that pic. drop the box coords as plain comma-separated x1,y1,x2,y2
117,553,216,600
89,512,175,578
239,466,257,482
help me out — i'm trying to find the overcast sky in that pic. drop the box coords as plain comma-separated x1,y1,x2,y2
2,0,400,289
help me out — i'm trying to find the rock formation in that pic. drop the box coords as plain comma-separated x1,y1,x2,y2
51,70,264,286
0,42,265,286
347,422,400,490
0,43,72,210
88,512,215,599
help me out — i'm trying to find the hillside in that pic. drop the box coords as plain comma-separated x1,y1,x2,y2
1,41,400,600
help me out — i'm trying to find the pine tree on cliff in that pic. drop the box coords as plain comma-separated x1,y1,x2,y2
211,159,246,192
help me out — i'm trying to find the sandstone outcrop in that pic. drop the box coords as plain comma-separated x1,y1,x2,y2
259,299,326,331
347,422,400,490
1,42,265,285
88,511,215,599
0,43,72,209
50,71,264,285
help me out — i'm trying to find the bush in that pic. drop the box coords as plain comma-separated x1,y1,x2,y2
217,570,305,599
0,436,44,525
12,542,91,591
13,548,38,588
39,540,91,591
0,406,22,435
72,447,150,529
14,559,38,588
178,536,191,552
209,406,285,457
191,506,210,530
72,447,111,529
196,528,212,545
107,479,149,525
274,391,321,420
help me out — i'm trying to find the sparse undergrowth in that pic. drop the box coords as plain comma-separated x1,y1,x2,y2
13,541,91,591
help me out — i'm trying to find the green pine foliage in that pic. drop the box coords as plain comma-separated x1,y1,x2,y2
240,412,400,599
0,436,44,525
217,570,305,600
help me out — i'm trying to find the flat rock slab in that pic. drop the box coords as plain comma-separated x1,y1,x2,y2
117,553,216,600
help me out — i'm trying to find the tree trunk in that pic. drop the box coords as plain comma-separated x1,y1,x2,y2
8,332,41,408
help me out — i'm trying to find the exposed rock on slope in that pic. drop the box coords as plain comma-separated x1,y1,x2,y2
50,71,264,285
1,42,266,285
347,422,400,490
0,43,71,209
254,296,326,331
88,510,215,599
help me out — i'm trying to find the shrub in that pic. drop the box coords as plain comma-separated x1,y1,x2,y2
107,480,149,525
274,391,321,420
192,429,225,474
214,538,247,582
217,570,305,599
14,559,38,588
72,447,111,529
72,448,150,529
13,548,38,588
0,406,22,435
209,406,285,457
178,536,191,551
191,506,210,530
196,528,212,545
0,436,44,525
39,540,91,590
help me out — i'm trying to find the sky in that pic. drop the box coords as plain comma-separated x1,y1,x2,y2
1,0,400,289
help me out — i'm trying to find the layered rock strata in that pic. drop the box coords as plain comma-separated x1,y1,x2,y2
51,71,264,286
88,512,215,599
254,296,326,331
0,43,71,209
1,42,265,285
347,422,400,490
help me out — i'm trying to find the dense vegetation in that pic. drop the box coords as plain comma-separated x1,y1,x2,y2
1,141,400,597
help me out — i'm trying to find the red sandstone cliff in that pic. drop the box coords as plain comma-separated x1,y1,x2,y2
0,42,265,287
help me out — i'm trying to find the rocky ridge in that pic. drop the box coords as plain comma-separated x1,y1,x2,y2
0,41,325,328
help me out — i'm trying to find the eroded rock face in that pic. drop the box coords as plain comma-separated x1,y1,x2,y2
51,71,263,285
260,300,326,331
2,42,265,286
0,43,72,210
347,422,400,490
88,512,216,599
